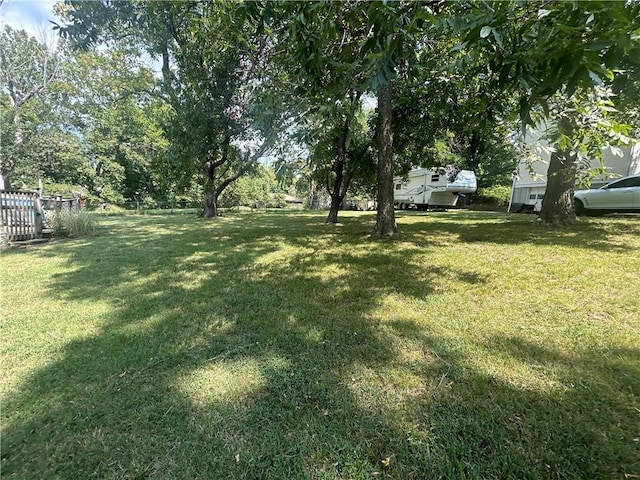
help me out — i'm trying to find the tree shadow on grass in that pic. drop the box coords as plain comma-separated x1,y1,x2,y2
1,213,477,478
380,320,640,479
392,211,640,252
2,212,638,479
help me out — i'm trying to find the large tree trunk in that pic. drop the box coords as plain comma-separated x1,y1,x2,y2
467,130,483,171
629,140,640,175
326,194,342,224
307,178,319,209
202,160,219,218
538,150,577,226
325,119,349,225
371,83,397,238
203,182,218,218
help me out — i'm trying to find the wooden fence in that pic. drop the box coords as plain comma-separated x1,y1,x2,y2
0,191,42,241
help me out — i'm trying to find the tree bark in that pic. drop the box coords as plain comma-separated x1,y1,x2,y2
202,159,219,218
629,141,640,176
326,195,341,224
537,150,577,226
203,181,218,218
325,116,350,225
371,82,397,238
307,178,319,209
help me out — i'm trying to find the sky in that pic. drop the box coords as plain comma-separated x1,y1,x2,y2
0,0,60,40
0,0,163,72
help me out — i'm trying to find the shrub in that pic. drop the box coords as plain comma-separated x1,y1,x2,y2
474,185,512,206
51,211,99,238
141,197,159,209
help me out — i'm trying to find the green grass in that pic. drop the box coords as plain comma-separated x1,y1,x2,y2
1,210,638,479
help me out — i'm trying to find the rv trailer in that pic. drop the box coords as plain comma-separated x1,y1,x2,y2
509,141,640,213
393,168,477,210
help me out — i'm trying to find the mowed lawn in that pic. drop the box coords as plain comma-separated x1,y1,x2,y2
1,210,638,480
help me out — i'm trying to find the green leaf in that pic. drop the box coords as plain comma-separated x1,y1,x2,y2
492,29,503,49
480,26,492,38
627,47,640,65
498,63,511,86
588,70,603,86
566,66,588,97
537,9,551,19
602,46,623,69
361,36,378,55
450,41,467,53
539,97,550,118
519,97,533,131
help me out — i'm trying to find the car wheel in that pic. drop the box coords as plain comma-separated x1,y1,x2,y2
574,199,585,216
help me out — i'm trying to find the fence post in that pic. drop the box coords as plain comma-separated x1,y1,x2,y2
0,193,7,240
34,194,43,238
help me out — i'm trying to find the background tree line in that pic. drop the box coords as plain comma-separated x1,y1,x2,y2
1,1,638,230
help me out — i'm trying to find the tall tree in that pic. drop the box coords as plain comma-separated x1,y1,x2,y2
0,23,177,204
451,0,640,224
284,93,373,224
57,1,284,216
393,54,520,188
242,3,375,224
534,88,631,225
245,1,435,236
323,102,373,224
0,26,62,189
66,47,168,204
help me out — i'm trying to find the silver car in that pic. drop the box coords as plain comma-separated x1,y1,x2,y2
574,174,640,216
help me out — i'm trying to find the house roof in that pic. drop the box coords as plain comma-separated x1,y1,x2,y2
283,194,303,204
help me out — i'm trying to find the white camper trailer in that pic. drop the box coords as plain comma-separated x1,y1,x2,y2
509,141,640,213
394,168,477,210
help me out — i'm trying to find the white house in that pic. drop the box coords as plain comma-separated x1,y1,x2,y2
508,140,640,213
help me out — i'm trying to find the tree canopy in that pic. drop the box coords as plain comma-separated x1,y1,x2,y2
2,0,637,227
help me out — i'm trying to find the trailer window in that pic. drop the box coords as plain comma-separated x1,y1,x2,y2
395,183,402,190
529,194,536,200
431,174,440,182
537,194,544,199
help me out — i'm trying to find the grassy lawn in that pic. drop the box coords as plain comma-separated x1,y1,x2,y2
1,210,638,479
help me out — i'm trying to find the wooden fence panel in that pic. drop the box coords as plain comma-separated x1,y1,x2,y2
0,191,38,241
